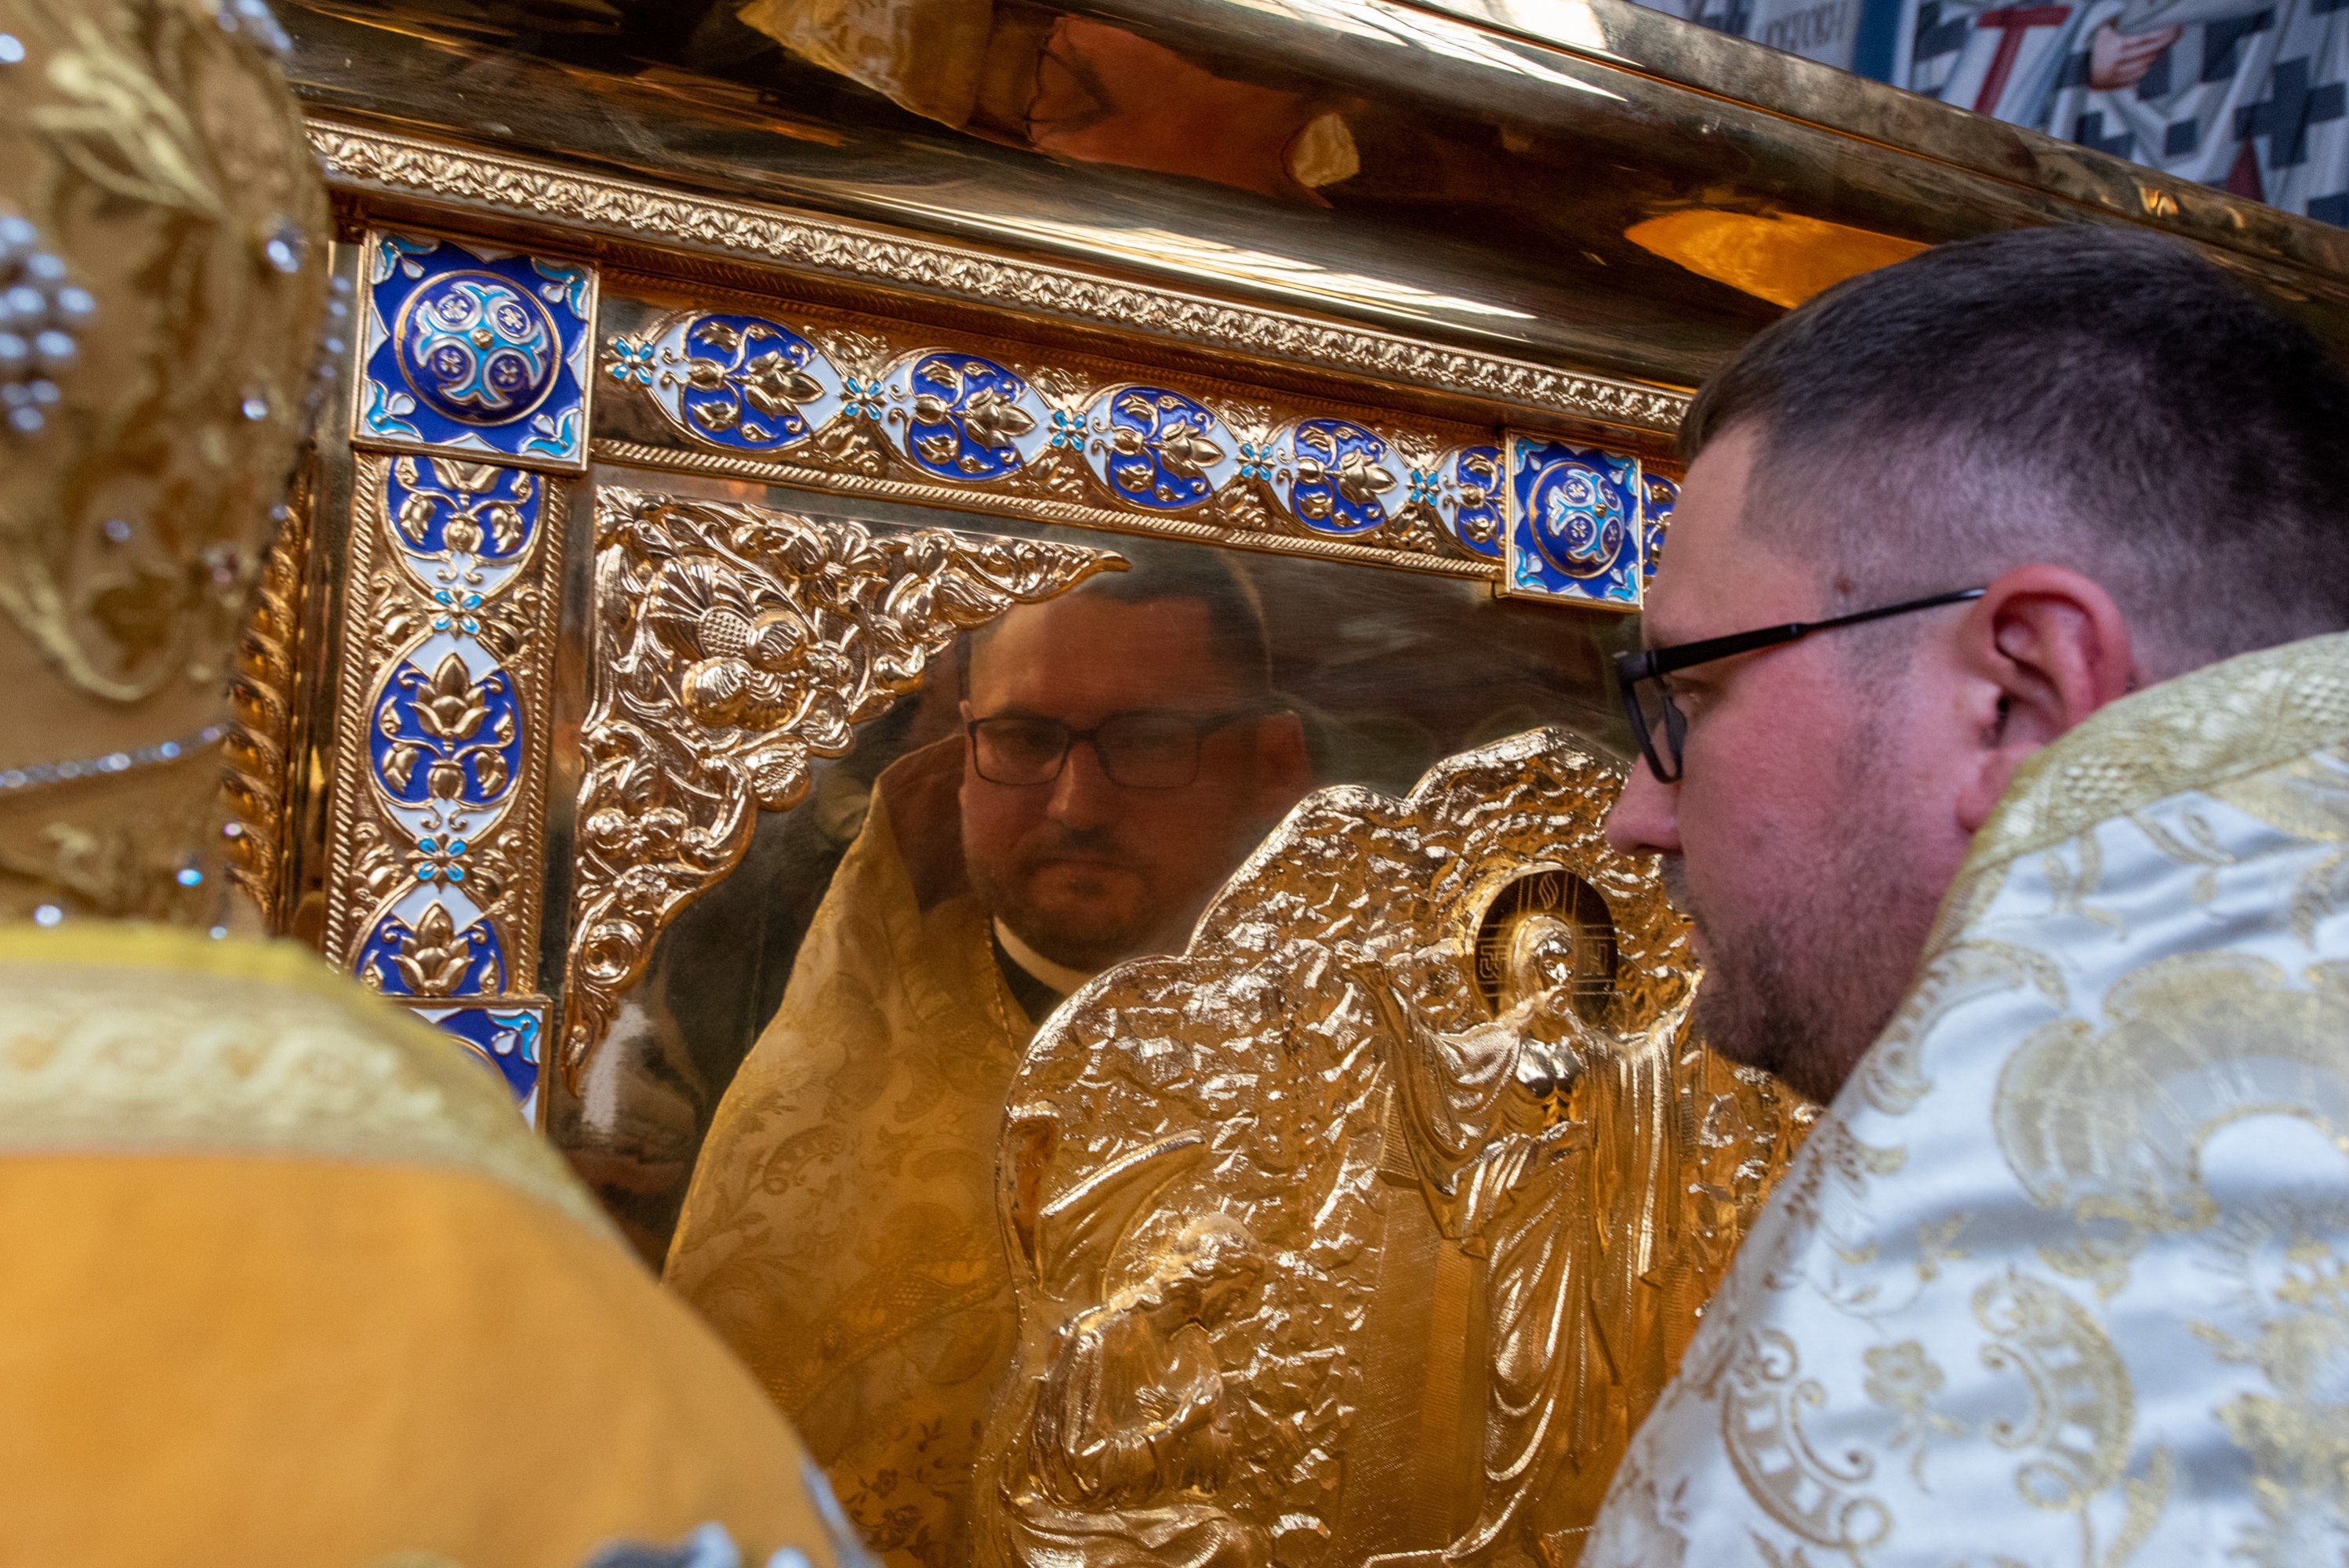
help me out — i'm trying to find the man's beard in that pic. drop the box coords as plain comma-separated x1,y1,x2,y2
1663,755,1937,1106
968,824,1161,973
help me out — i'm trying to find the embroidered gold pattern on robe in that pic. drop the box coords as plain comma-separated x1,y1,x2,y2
667,741,1043,1568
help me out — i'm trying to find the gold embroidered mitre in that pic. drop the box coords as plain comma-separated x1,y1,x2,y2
0,0,329,924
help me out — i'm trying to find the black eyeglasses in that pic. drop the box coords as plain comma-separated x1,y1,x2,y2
967,709,1264,789
1614,586,1986,784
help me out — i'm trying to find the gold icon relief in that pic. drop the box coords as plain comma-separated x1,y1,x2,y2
982,730,1813,1568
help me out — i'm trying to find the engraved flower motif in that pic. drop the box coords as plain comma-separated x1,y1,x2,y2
956,383,1035,452
1152,421,1225,478
1331,448,1396,510
840,375,887,421
739,350,826,420
392,901,471,997
1862,1340,1944,1414
605,332,657,386
415,654,489,742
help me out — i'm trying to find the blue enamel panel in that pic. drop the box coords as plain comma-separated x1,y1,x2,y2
369,652,522,811
357,232,594,470
1642,471,1679,586
1503,437,1643,609
419,1001,543,1107
410,997,546,1123
357,902,505,998
615,313,845,452
387,456,541,601
1276,419,1397,535
1080,387,1240,510
1426,445,1504,559
885,352,1051,481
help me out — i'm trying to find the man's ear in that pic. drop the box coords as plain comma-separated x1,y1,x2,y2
1953,564,2137,833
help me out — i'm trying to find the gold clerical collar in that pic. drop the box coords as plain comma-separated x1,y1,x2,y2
992,917,1096,996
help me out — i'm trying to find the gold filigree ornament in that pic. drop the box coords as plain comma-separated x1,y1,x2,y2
0,0,329,927
980,728,1813,1568
558,490,1121,1083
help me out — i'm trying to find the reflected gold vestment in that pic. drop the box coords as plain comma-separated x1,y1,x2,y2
0,921,843,1568
669,738,1039,1568
1586,630,2349,1566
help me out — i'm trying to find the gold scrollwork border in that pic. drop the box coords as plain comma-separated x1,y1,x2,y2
303,119,1690,435
558,488,1122,1085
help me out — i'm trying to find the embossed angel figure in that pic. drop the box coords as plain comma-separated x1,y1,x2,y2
1358,872,1690,1566
1007,1213,1273,1568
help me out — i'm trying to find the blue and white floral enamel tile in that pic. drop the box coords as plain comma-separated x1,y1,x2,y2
1501,435,1644,610
354,230,596,472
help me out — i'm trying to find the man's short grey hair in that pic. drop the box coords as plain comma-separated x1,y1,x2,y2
1681,226,2349,668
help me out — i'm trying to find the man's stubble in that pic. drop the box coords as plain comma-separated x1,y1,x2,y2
1668,714,1943,1105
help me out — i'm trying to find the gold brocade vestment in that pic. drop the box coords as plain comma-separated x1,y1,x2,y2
670,741,1040,1568
0,923,846,1568
1587,630,2349,1566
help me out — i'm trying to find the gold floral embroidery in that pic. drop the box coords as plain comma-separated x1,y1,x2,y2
1857,941,2064,1119
2211,750,2349,946
0,924,609,1236
1973,1272,2169,1566
1992,952,2349,1298
1862,1340,1966,1486
1711,1327,1892,1555
2190,1200,2349,1567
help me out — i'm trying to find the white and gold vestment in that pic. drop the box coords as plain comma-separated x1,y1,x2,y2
1587,631,2349,1566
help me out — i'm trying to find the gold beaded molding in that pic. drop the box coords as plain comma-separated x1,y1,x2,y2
303,118,1690,435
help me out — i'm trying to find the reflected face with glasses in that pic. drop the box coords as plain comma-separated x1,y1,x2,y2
962,588,1312,975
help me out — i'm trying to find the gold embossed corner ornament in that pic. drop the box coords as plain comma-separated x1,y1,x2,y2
559,491,1122,1084
978,729,1812,1568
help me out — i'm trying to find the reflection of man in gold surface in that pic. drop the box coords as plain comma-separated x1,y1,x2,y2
667,556,1312,1568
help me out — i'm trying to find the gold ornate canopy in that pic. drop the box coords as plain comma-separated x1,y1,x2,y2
172,0,2349,1559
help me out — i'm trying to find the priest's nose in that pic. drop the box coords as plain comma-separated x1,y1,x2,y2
1607,763,1680,859
1045,737,1120,830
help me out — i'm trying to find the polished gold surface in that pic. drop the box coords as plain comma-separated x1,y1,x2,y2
223,460,317,927
277,0,2349,408
243,0,2349,1549
981,728,1811,1568
559,488,1120,1084
0,0,329,925
305,120,1688,437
